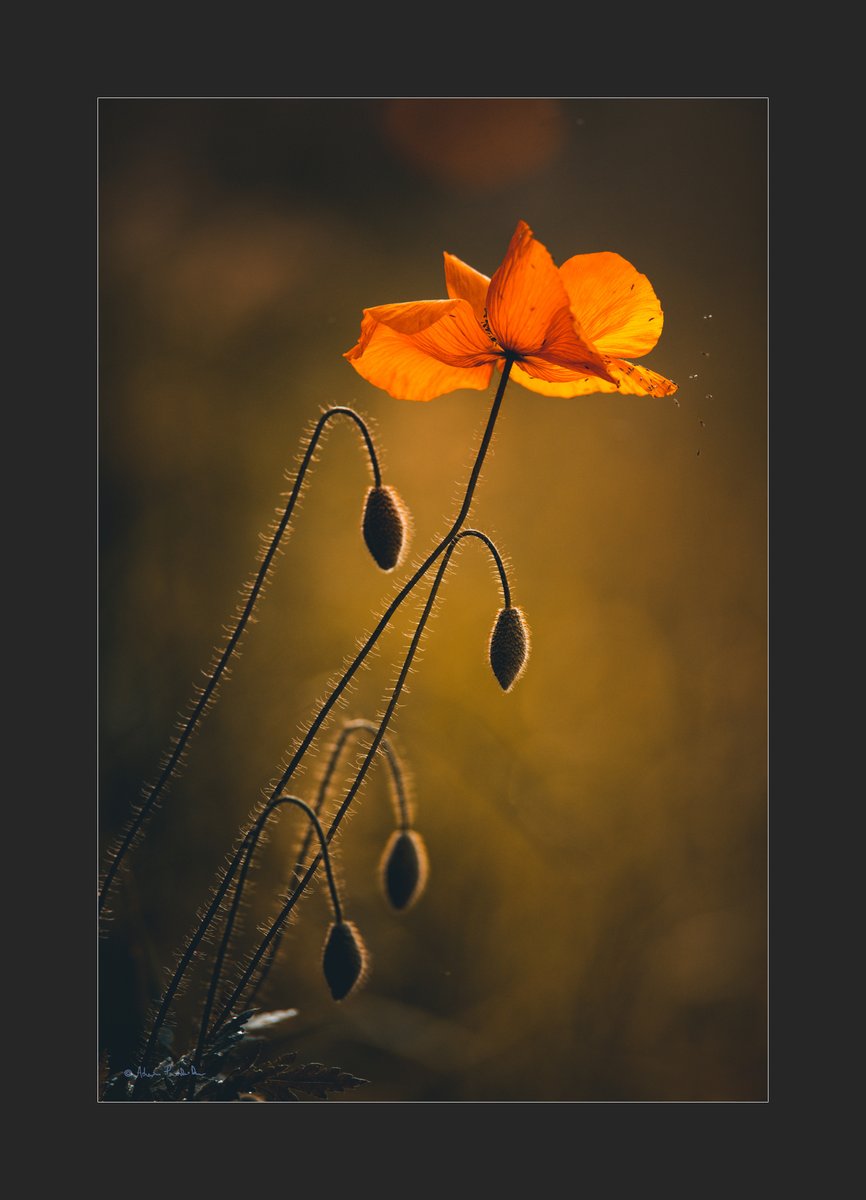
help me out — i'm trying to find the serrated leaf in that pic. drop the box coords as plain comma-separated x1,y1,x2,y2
192,1076,229,1102
218,1039,264,1074
259,1077,302,1102
221,1009,259,1037
279,1061,369,1098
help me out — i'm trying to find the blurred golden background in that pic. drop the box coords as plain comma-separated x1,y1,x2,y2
99,98,767,1101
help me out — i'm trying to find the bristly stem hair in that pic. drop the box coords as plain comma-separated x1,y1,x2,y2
134,791,303,1090
187,796,340,1097
239,718,410,1011
302,720,411,859
244,535,509,1004
99,406,382,918
203,370,513,1028
138,523,512,1070
137,361,513,1071
247,358,514,812
212,525,513,1034
193,723,404,1050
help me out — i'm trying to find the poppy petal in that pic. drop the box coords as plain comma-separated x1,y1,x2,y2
604,358,678,396
406,302,498,368
345,315,493,401
530,306,617,382
508,358,677,398
558,252,665,358
444,252,490,322
350,299,495,365
486,221,576,354
352,299,465,349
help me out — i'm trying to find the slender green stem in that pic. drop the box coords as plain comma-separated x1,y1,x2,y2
100,406,382,917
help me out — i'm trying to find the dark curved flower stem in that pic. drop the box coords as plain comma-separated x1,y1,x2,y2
206,544,504,1023
137,362,512,1074
457,528,511,610
134,793,302,1089
243,719,409,1009
254,358,515,816
197,725,399,1049
303,720,409,861
345,721,411,830
384,735,411,830
99,406,382,918
213,524,513,1032
187,797,339,1098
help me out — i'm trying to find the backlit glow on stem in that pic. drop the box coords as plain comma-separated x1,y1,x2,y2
214,523,517,1030
99,407,382,918
137,363,513,1070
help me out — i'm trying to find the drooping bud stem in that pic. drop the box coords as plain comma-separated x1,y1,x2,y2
277,797,345,922
274,800,369,1002
184,793,350,1092
99,405,386,919
244,719,414,1009
261,800,370,1003
211,370,517,1033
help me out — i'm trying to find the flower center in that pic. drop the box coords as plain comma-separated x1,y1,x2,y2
481,307,514,358
480,307,498,346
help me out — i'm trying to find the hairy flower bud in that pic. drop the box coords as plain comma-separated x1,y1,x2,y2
362,485,409,571
489,605,530,692
380,829,429,911
322,919,369,1001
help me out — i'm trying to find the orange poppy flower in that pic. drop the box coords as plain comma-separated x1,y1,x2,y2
345,220,677,402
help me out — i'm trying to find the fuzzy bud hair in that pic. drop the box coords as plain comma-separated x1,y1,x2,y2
322,920,370,1001
489,605,530,692
380,829,429,911
362,485,410,572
